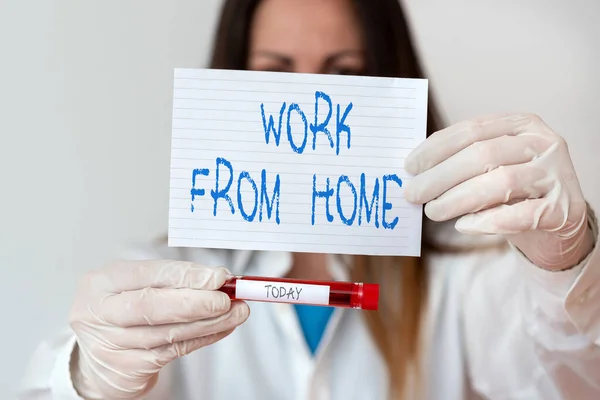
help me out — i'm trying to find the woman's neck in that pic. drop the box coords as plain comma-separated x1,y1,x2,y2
286,252,332,281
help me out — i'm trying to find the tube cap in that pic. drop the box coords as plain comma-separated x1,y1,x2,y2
361,283,380,310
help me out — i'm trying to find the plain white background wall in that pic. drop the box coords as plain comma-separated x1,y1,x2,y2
1,0,598,397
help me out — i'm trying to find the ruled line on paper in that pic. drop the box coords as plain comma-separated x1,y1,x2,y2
175,88,417,100
171,140,415,151
173,76,418,89
173,107,418,119
168,68,428,256
169,238,409,253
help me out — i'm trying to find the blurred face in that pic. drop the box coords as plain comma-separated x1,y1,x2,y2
248,0,366,75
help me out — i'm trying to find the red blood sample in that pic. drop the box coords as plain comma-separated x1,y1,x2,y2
219,275,379,310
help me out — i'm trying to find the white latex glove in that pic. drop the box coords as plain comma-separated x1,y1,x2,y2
69,260,249,399
404,113,595,271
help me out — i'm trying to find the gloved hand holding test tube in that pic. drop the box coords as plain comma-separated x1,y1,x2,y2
220,275,380,310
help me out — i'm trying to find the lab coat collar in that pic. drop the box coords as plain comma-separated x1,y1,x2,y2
239,250,351,281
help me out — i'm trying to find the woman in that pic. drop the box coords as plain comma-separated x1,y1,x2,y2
19,0,600,399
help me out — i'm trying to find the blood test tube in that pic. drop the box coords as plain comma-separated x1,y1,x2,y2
219,275,379,310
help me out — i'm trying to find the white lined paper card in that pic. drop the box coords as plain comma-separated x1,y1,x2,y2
168,68,428,256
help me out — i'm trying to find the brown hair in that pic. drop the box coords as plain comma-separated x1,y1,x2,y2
209,0,443,397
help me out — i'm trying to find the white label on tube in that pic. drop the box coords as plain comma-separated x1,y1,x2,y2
235,280,330,305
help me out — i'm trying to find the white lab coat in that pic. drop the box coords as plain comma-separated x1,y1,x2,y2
17,215,600,400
